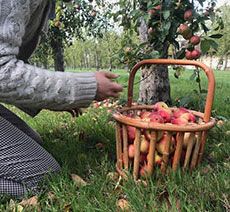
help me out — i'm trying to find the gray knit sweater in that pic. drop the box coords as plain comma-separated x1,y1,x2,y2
0,0,97,117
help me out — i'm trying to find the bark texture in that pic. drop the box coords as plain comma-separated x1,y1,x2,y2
138,18,171,105
53,39,65,72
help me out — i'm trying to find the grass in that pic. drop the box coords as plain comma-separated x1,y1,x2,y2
0,67,230,211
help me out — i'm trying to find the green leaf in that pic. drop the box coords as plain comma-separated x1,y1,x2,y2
209,34,223,39
209,40,218,51
180,94,192,107
163,10,170,20
201,39,211,55
176,48,185,59
150,50,160,58
190,71,197,80
147,1,153,10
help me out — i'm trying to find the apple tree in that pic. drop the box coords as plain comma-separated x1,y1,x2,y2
111,0,223,105
31,0,109,71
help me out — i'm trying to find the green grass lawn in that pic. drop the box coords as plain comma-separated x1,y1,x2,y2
1,67,230,211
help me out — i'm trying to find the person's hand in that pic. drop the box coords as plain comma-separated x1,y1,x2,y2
66,108,82,117
94,71,123,101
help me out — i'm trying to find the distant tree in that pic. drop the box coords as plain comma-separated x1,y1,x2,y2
215,5,230,70
31,0,110,71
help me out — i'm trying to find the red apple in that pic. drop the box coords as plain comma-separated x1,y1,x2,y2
139,135,150,154
183,30,193,40
171,117,188,125
177,24,191,37
139,154,146,164
140,111,152,119
93,102,99,108
56,21,61,27
185,51,193,60
191,49,201,59
184,10,193,22
205,11,209,16
172,107,189,118
156,133,175,154
127,125,136,143
176,132,191,148
149,9,156,18
128,144,135,159
147,112,164,123
154,101,168,112
143,130,163,142
140,164,149,178
157,108,172,123
190,35,201,45
155,5,162,10
147,151,162,165
76,4,80,9
180,112,196,123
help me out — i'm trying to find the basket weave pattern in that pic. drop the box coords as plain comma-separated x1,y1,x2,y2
113,59,216,180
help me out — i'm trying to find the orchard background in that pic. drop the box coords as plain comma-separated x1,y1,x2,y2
1,0,230,211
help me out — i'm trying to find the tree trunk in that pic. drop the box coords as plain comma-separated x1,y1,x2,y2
84,52,89,71
222,55,228,71
53,39,65,72
138,18,171,105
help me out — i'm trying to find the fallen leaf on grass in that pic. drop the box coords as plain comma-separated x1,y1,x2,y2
116,198,132,212
63,203,72,211
19,195,40,211
48,191,56,201
114,176,123,192
9,199,23,212
200,165,213,175
71,174,88,187
107,172,119,182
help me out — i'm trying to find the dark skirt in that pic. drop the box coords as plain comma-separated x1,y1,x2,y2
0,104,60,197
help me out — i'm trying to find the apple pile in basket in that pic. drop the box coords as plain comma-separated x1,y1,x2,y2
122,102,198,177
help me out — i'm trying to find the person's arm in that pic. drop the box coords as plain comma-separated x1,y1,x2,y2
0,1,122,117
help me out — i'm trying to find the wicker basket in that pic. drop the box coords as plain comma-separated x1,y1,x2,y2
113,59,216,180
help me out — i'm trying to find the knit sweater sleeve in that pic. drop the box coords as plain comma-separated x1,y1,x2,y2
0,0,97,117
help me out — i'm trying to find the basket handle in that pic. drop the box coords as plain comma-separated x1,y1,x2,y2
127,59,215,123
